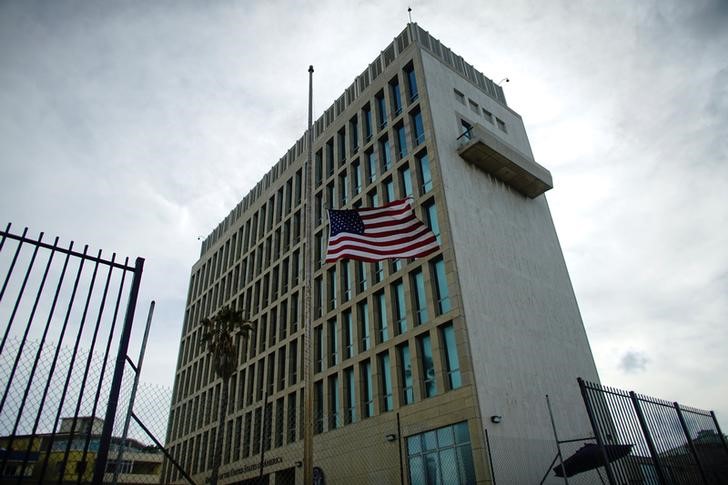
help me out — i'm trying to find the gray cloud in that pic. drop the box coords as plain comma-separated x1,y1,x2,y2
619,350,650,374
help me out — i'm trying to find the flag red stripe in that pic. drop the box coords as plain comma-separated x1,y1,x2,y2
325,198,440,262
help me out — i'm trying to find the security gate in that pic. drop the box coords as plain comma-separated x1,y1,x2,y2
0,223,144,484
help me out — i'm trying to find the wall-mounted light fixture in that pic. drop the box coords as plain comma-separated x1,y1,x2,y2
385,433,397,442
295,460,303,468
490,415,502,424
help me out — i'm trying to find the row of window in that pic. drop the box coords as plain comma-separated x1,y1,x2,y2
315,106,424,188
454,88,507,133
314,322,462,435
166,322,462,482
188,62,421,312
174,254,451,408
178,182,440,379
183,146,434,348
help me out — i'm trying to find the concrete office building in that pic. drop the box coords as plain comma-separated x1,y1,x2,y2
165,23,600,484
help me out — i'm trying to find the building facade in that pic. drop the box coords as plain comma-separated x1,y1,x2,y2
165,23,600,484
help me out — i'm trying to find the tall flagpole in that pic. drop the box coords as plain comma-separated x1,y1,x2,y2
303,65,315,485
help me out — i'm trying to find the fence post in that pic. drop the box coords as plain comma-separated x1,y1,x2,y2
674,403,708,484
92,257,145,484
630,391,668,484
577,378,617,485
710,411,728,457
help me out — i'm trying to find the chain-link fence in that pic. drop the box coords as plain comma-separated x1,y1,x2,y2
0,336,172,484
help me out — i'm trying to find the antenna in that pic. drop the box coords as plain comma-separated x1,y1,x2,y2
408,7,413,23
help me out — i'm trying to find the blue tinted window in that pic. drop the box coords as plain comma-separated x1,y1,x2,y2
391,79,402,115
400,166,413,197
420,333,436,398
407,422,475,485
380,352,393,411
406,64,418,101
433,258,450,314
412,268,428,325
441,323,461,389
397,124,407,159
400,343,414,405
412,111,424,145
417,152,432,193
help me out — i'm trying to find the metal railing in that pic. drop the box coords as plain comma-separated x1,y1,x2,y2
579,378,728,484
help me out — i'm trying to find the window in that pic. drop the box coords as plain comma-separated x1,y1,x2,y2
405,63,418,101
374,261,384,283
358,301,370,351
345,367,356,424
315,193,323,225
454,89,465,104
367,150,377,182
357,261,368,292
411,268,428,325
400,165,413,198
384,178,395,203
314,276,322,318
339,173,348,206
328,318,338,367
406,421,475,485
287,393,296,443
343,310,354,359
399,343,414,405
496,117,507,133
432,257,450,314
314,381,324,433
469,99,479,113
314,326,323,372
329,374,340,429
338,128,347,163
425,201,441,244
441,324,461,389
390,78,403,115
368,189,379,208
379,136,392,171
393,280,407,334
327,267,337,310
315,150,323,185
411,110,424,146
326,139,335,176
417,151,432,194
396,124,407,159
379,352,393,412
363,104,373,141
352,160,362,195
376,92,388,129
342,261,351,302
350,115,359,153
362,360,374,418
376,291,389,343
419,333,436,398
461,119,473,141
482,108,493,124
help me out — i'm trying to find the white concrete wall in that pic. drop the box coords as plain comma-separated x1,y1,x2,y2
421,49,601,484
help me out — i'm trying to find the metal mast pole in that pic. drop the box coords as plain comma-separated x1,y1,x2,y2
303,65,315,485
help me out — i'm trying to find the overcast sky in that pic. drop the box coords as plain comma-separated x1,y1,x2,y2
1,0,726,426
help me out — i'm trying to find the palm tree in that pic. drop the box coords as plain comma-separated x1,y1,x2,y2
201,306,255,485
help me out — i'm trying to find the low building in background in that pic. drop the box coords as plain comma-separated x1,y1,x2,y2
0,416,162,484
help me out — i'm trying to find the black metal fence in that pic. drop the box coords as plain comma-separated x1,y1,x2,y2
579,378,728,484
0,223,144,484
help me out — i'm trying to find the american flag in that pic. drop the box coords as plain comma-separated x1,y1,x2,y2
325,198,440,263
